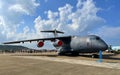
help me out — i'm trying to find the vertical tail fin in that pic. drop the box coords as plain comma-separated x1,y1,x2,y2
41,29,64,37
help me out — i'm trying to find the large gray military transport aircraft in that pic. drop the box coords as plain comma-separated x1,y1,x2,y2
3,29,108,56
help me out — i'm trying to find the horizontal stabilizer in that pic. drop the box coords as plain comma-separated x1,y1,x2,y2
41,29,64,37
41,29,64,34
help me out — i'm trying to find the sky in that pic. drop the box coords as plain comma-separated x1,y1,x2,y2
0,0,120,49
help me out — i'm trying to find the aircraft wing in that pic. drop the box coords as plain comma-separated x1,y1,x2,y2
3,36,72,44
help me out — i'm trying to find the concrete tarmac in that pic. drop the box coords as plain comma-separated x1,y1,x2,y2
16,55,120,69
0,53,120,75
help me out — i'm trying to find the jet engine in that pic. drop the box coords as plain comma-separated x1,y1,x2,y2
53,40,63,47
37,41,44,47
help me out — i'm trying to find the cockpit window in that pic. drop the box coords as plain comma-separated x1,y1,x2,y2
96,37,100,40
90,38,95,40
90,37,100,40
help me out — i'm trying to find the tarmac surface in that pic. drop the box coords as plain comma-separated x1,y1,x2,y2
0,52,120,75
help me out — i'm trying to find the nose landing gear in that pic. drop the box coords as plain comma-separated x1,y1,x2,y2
92,50,103,62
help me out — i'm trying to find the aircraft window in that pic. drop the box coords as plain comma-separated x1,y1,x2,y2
96,37,100,40
90,38,95,40
90,37,100,40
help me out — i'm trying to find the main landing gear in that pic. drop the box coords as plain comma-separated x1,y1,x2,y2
58,52,79,56
92,54,99,58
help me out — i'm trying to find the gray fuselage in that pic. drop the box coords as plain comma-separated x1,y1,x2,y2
57,35,108,53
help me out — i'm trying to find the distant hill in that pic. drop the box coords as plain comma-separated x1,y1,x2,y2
0,45,29,51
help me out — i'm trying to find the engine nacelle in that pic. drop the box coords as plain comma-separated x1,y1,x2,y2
37,41,44,47
53,40,63,47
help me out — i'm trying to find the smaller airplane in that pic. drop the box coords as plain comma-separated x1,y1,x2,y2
3,29,108,57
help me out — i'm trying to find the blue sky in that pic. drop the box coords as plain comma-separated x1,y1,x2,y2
0,0,120,49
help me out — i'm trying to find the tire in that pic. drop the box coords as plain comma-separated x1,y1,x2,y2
58,52,65,56
71,52,79,56
92,54,99,58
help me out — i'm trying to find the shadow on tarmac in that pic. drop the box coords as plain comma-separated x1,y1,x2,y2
79,54,120,60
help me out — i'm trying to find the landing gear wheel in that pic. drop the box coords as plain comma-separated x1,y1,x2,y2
58,52,65,56
92,54,99,58
71,52,79,56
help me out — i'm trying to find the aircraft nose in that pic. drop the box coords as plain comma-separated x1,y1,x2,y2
100,42,108,50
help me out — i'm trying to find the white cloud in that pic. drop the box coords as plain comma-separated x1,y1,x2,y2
23,26,30,34
0,0,43,49
58,4,73,21
8,0,40,15
91,26,120,45
9,4,30,15
0,16,5,26
76,0,83,8
69,0,104,32
47,10,58,20
34,0,105,36
94,26,120,38
0,0,40,40
0,16,6,37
